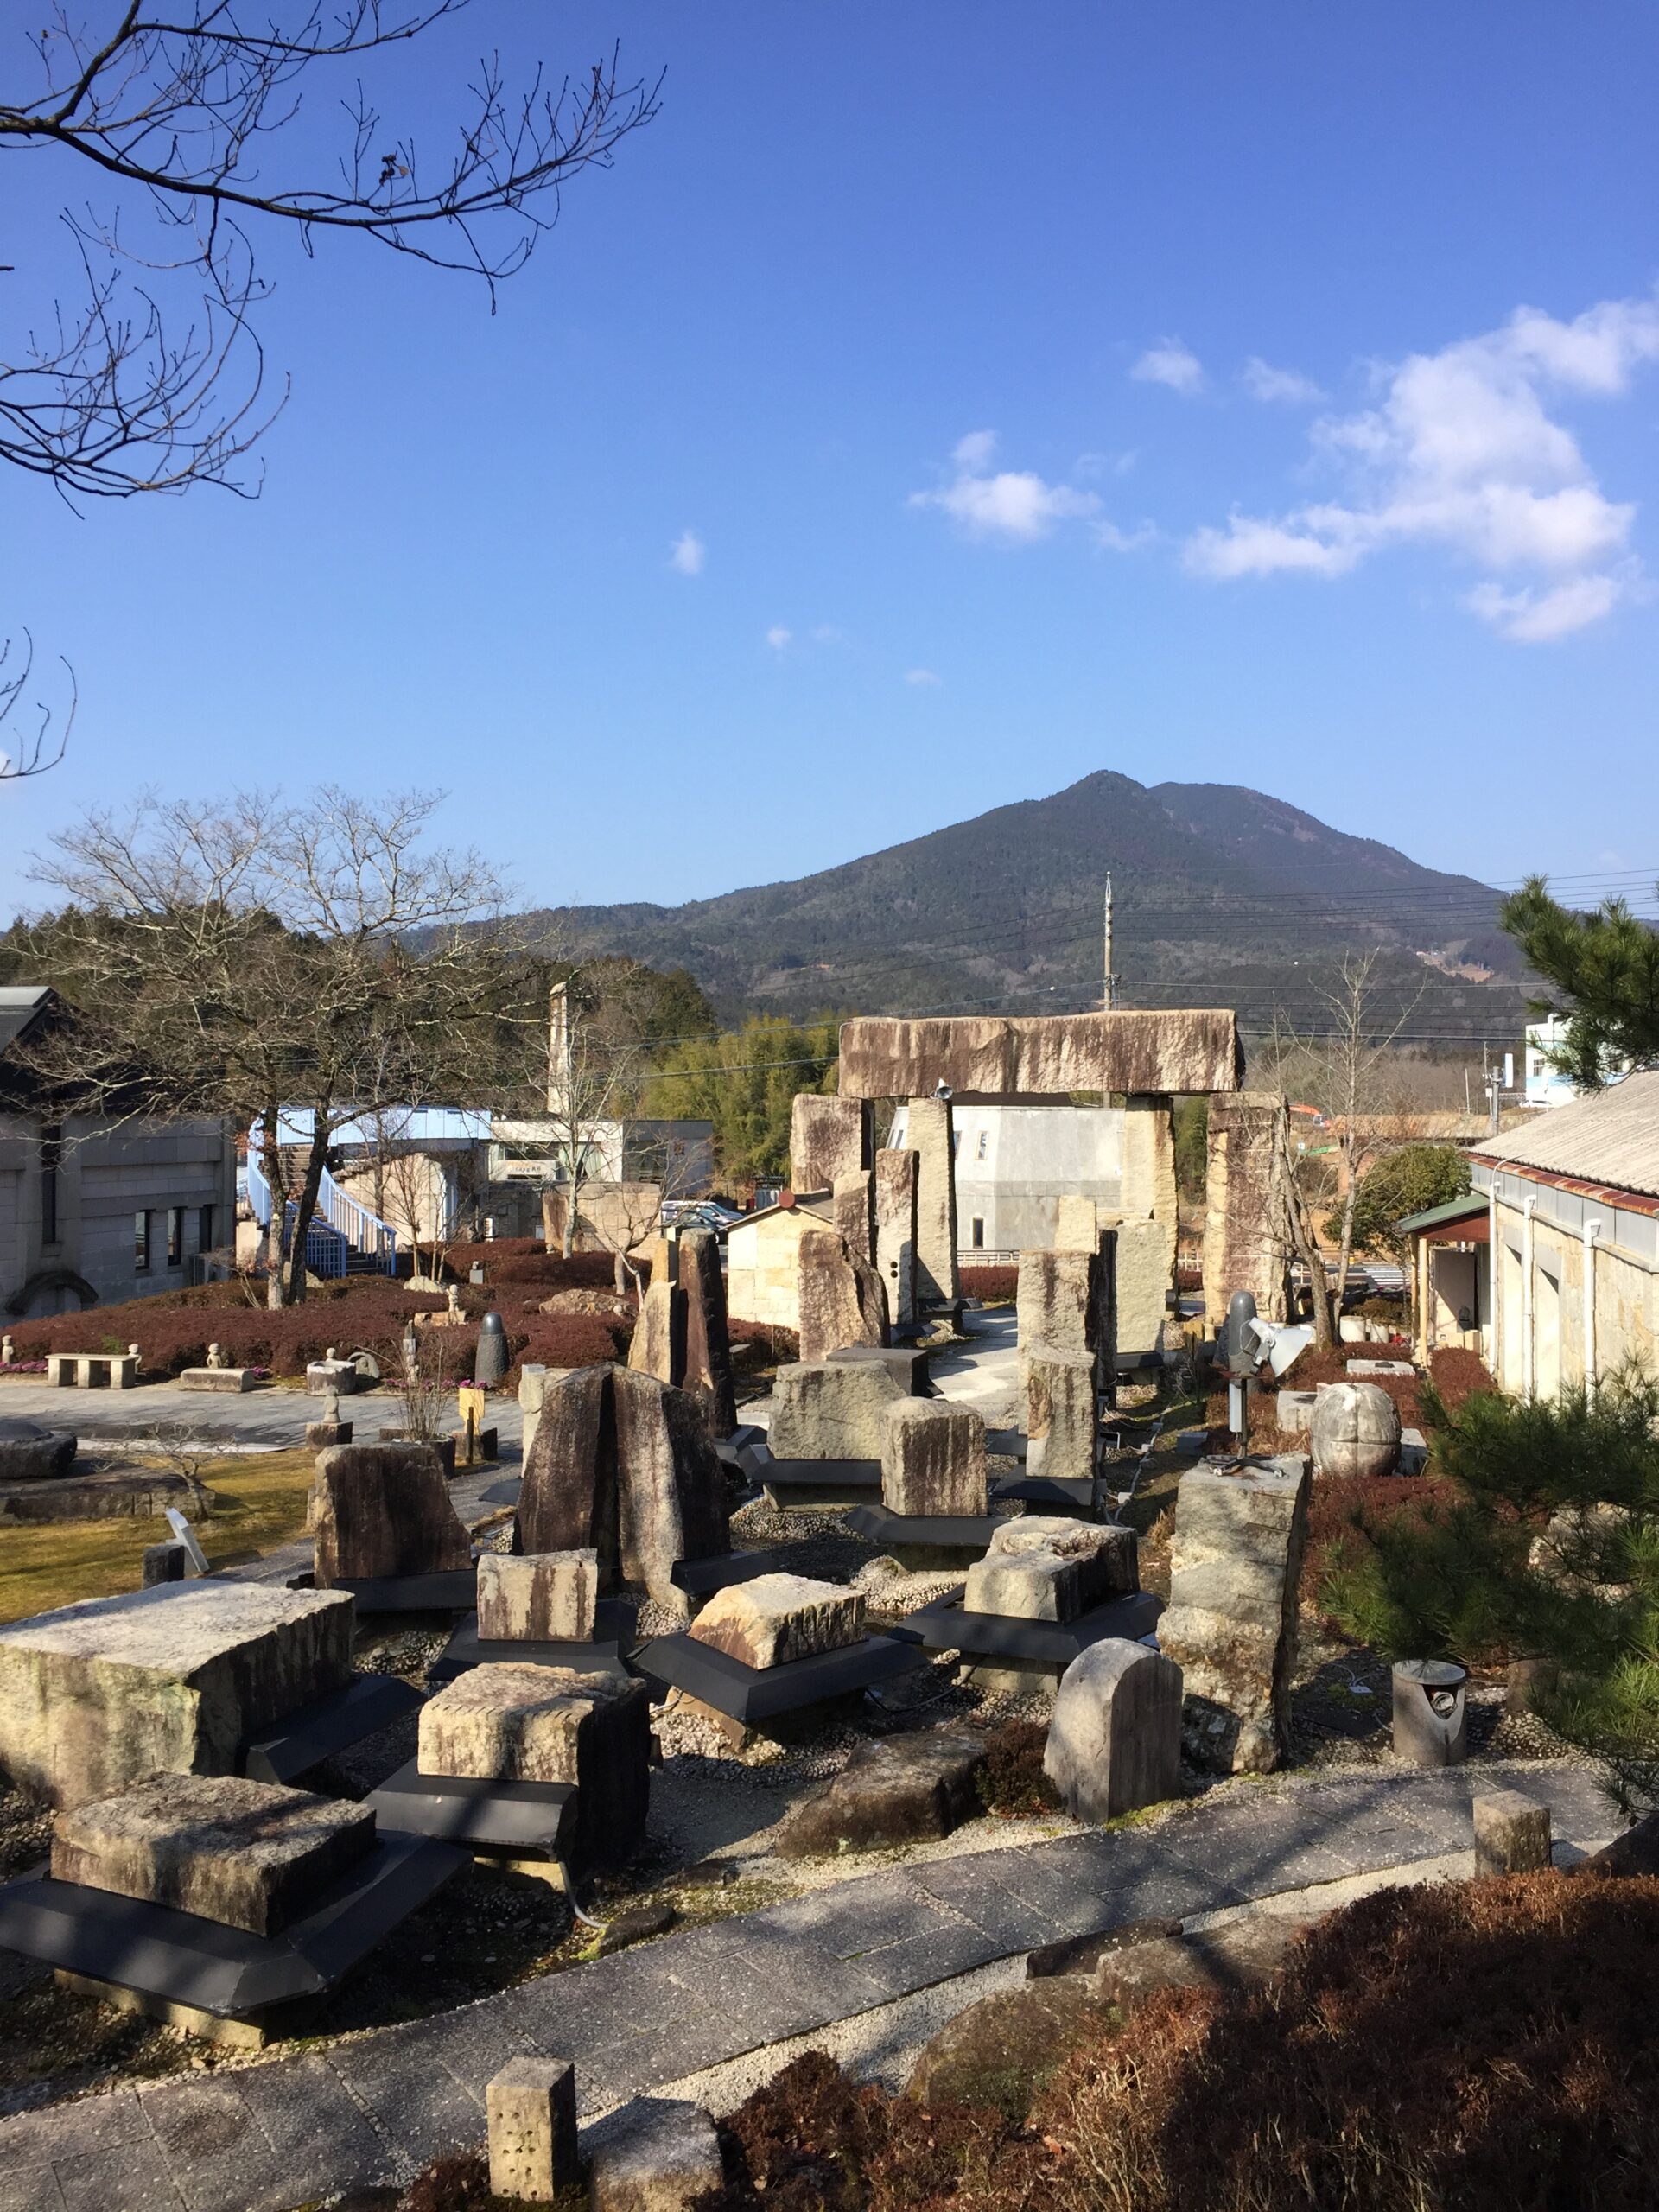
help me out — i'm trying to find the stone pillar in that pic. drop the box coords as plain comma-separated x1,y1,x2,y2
626,1277,683,1387
518,1363,549,1465
1157,1454,1310,1774
1202,1090,1293,1326
486,2058,580,2203
1026,1357,1096,1481
679,1228,737,1439
796,1224,886,1363
1043,1639,1183,1821
881,1398,987,1517
1016,1247,1096,1387
833,1169,875,1264
1053,1194,1098,1249
790,1095,872,1196
874,1147,919,1327
1122,1094,1178,1225
903,1096,959,1306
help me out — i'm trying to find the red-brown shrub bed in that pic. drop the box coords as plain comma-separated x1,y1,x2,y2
961,1264,1016,1302
1304,1465,1455,1614
443,1239,618,1291
7,1280,450,1378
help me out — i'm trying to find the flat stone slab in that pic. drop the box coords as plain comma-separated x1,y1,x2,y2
177,1369,261,1394
52,1774,376,1936
687,1573,864,1670
1346,1359,1414,1376
903,1586,1163,1667
779,1726,987,1857
0,1465,213,1523
0,1581,356,1807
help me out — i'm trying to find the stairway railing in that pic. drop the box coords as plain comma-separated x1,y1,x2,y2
244,1133,398,1274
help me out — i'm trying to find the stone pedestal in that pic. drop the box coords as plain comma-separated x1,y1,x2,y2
476,1551,599,1643
1044,1639,1183,1821
874,1148,919,1326
178,1368,259,1394
486,2057,579,2204
1157,1456,1309,1774
770,1358,902,1460
420,1662,648,1793
311,1442,472,1586
904,1096,959,1306
790,1095,872,1196
1202,1091,1293,1327
881,1399,986,1517
965,1549,1084,1621
688,1573,864,1669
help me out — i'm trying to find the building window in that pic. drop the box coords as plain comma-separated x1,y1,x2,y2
976,1131,988,1160
971,1217,985,1249
41,1123,61,1247
951,1130,962,1157
198,1204,215,1254
167,1207,184,1267
134,1210,152,1272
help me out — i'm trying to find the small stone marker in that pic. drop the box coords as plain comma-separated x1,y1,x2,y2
164,1507,210,1574
881,1397,987,1517
1026,1355,1096,1482
1473,1788,1551,1876
486,2056,579,2204
141,1541,194,1587
476,1549,599,1643
796,1223,886,1363
588,2096,723,2212
1044,1637,1183,1821
688,1572,865,1669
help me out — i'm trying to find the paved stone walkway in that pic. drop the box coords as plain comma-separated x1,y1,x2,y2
0,1381,525,1459
0,1761,1612,2212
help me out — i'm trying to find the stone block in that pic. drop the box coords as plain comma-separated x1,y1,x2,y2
678,1229,737,1440
303,1418,353,1450
1017,1248,1104,1389
1311,1381,1402,1478
177,1368,259,1394
419,1662,650,1796
779,1726,987,1857
311,1442,472,1586
874,1147,919,1327
1275,1389,1317,1435
0,1421,76,1483
769,1358,903,1461
836,1010,1242,1101
627,1280,683,1387
51,1773,375,1936
1026,1358,1096,1482
486,2057,579,2204
1473,1788,1552,1877
1156,1457,1309,1774
903,1096,958,1305
517,1364,615,1562
833,1169,875,1265
905,1976,1113,2121
796,1222,887,1363
0,1581,355,1808
1053,1194,1098,1249
687,1573,864,1669
588,2097,723,2212
141,1540,195,1587
518,1363,550,1465
1097,1214,1174,1357
1044,1638,1183,1821
985,1516,1139,1602
1202,1090,1293,1327
964,1549,1083,1621
824,1344,930,1394
611,1366,731,1611
476,1550,599,1643
881,1397,987,1518
789,1094,872,1195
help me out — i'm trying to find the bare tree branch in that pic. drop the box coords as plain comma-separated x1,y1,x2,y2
0,632,76,779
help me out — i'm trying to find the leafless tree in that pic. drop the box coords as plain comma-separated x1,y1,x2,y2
2,5,660,501
541,969,659,1261
0,632,76,779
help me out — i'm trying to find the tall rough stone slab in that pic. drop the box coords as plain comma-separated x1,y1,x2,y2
836,1011,1243,1100
796,1224,886,1362
1026,1357,1096,1482
1203,1090,1294,1326
874,1147,919,1327
790,1094,872,1196
312,1441,472,1586
611,1367,730,1610
881,1397,987,1517
904,1096,959,1306
476,1550,599,1643
1017,1247,1103,1390
1121,1095,1179,1229
833,1170,875,1265
1044,1639,1183,1821
626,1279,683,1388
1099,1215,1175,1358
1157,1457,1310,1774
768,1359,904,1460
516,1363,618,1566
0,1582,355,1808
678,1228,737,1440
1053,1195,1098,1250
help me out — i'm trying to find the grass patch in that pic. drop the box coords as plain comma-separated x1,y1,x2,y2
0,1448,316,1623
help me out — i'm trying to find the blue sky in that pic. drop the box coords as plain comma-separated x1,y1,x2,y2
4,3,1658,920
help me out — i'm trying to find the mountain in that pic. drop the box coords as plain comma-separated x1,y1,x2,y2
521,771,1525,1044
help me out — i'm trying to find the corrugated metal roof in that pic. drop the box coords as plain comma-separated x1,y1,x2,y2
1469,1069,1659,1200
0,986,52,1057
1395,1194,1487,1235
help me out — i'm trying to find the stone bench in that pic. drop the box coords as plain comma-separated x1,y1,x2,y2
178,1368,261,1394
48,1351,138,1389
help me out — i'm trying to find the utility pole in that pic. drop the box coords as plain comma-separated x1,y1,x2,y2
1103,873,1119,1011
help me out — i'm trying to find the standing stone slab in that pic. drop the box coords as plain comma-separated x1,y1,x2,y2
874,1147,919,1328
790,1095,873,1196
0,1582,355,1808
688,1573,865,1669
679,1229,737,1440
51,1773,375,1936
311,1442,472,1586
1157,1458,1310,1774
904,1096,959,1306
769,1358,904,1460
881,1398,987,1518
796,1224,886,1363
1017,1246,1108,1395
833,1170,875,1266
612,1367,730,1611
1044,1639,1183,1821
1121,1096,1178,1230
588,2097,723,2212
1026,1357,1096,1482
517,1364,617,1565
518,1363,550,1468
626,1279,683,1389
1098,1215,1175,1359
476,1551,599,1643
486,2057,579,2204
1202,1090,1294,1327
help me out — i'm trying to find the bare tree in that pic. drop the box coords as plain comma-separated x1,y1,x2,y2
2,6,660,500
0,632,76,780
542,969,659,1261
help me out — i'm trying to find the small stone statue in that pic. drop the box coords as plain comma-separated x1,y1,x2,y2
403,1321,420,1380
446,1283,461,1319
206,1342,225,1370
323,1385,342,1426
0,1332,13,1367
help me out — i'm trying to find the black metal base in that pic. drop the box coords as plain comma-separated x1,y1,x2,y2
895,1587,1163,1666
759,1457,882,1507
671,1548,781,1597
240,1674,423,1785
480,1475,521,1509
990,1473,1097,1514
846,1504,1007,1559
366,1759,577,1863
0,1833,462,2023
715,1425,767,1470
327,1569,479,1612
632,1630,928,1723
427,1598,638,1688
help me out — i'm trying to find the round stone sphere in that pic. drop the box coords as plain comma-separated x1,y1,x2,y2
1310,1381,1402,1479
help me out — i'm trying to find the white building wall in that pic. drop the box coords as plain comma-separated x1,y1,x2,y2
887,1102,1125,1255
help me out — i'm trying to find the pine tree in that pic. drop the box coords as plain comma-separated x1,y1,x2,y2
1502,874,1659,1087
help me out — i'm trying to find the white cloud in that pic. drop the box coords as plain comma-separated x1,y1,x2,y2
904,667,942,686
911,433,1102,543
1131,339,1205,395
1185,290,1659,639
1243,356,1325,405
766,626,791,650
669,529,705,576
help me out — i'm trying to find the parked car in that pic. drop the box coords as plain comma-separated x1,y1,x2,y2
661,1198,744,1235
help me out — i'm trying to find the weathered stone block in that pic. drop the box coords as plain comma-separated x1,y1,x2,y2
779,1726,987,1857
1093,1913,1314,2013
588,2097,722,2212
1276,1389,1317,1435
985,1516,1139,1604
141,1540,194,1588
903,1096,958,1306
0,1582,355,1808
1157,1457,1309,1774
964,1549,1083,1621
1026,1357,1096,1482
311,1442,472,1586
833,1170,874,1266
1096,1215,1174,1357
486,2056,579,2204
1121,1095,1178,1227
1053,1194,1098,1249
769,1358,903,1461
51,1772,374,1935
881,1398,987,1518
1311,1381,1402,1478
687,1573,864,1669
419,1662,648,1789
1202,1090,1293,1327
517,1363,615,1562
790,1094,872,1195
906,1978,1115,2120
824,1344,930,1394
796,1224,886,1363
1017,1248,1104,1389
874,1147,919,1327
836,1011,1242,1101
1044,1638,1182,1821
476,1550,598,1643
1473,1787,1552,1877
611,1367,730,1611
626,1279,683,1388
177,1368,258,1394
678,1229,737,1439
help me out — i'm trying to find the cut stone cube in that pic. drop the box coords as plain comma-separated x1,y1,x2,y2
50,1772,375,1936
986,1516,1139,1604
476,1551,599,1643
881,1399,987,1518
418,1662,645,1786
687,1573,865,1670
963,1550,1084,1621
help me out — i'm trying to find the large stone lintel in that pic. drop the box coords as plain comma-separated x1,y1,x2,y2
836,1011,1241,1101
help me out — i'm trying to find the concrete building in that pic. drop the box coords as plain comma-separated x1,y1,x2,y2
0,987,235,1318
1461,1070,1659,1395
886,1100,1126,1257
